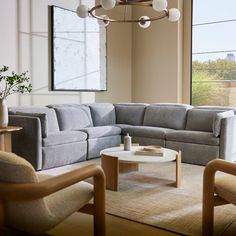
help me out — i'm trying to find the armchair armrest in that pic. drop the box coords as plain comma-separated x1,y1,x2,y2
0,164,105,200
202,159,236,235
8,115,43,170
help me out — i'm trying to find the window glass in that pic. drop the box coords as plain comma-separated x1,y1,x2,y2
192,0,236,106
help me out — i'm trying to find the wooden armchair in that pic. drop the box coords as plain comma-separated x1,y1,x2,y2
0,151,105,236
202,159,236,236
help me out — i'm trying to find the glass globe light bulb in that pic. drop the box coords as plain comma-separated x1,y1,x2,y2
153,0,168,12
138,16,151,29
76,4,88,18
101,0,116,10
168,8,181,22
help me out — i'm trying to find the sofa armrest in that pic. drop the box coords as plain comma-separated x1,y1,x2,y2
9,115,43,170
219,115,236,162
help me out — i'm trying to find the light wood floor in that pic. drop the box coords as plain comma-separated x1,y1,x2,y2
48,212,180,236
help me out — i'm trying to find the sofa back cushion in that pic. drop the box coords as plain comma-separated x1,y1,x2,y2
54,105,93,131
186,108,228,132
8,107,59,133
88,103,116,126
143,104,192,130
114,103,148,126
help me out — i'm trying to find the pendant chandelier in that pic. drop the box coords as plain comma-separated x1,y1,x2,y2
76,0,181,28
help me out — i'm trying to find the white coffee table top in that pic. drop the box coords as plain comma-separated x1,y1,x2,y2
100,146,178,163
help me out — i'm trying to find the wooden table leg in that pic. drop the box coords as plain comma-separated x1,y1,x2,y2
175,151,181,188
101,154,119,191
0,133,12,152
119,162,139,173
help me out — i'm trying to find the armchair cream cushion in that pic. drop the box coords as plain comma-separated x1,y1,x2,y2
215,174,236,205
0,151,93,234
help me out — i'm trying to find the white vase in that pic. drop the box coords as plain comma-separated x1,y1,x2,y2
0,99,8,128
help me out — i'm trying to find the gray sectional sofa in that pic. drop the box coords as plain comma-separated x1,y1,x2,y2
8,103,236,170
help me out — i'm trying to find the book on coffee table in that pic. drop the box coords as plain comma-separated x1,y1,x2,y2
135,146,164,157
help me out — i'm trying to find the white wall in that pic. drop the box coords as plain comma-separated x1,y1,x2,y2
0,0,132,106
0,0,187,106
132,0,184,103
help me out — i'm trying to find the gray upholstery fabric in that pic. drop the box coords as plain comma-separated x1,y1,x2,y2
79,126,121,139
88,103,116,126
9,115,43,170
166,141,219,165
220,116,236,162
130,136,165,147
195,106,236,112
152,103,193,108
115,124,135,134
9,106,59,132
43,131,87,147
121,125,175,139
54,106,93,131
213,110,234,137
143,104,191,130
114,103,147,125
166,130,220,146
42,141,87,169
185,109,225,132
87,135,121,159
15,112,48,138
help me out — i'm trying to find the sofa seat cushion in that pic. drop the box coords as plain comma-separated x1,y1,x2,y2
166,130,220,146
121,126,175,139
43,131,87,147
79,126,121,139
215,174,236,205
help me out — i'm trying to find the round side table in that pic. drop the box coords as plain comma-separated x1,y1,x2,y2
0,126,22,152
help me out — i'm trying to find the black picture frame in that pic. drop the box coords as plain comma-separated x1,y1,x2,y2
49,5,107,91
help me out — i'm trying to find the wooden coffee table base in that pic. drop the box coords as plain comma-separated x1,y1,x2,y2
101,152,181,191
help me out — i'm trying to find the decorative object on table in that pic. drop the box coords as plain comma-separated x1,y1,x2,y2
135,145,164,156
76,0,181,29
50,6,107,91
124,133,132,151
0,65,32,128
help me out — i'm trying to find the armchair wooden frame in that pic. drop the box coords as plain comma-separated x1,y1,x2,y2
202,159,236,236
0,164,106,236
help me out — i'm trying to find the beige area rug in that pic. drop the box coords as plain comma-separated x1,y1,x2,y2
105,162,236,236
41,159,236,236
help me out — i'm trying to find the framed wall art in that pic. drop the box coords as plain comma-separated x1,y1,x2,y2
50,5,107,91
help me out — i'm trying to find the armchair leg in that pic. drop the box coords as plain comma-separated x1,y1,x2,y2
0,200,4,226
202,167,215,236
93,168,106,236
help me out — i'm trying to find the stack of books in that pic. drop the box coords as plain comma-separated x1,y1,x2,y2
135,145,164,156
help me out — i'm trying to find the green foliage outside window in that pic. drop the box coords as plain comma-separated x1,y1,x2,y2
192,60,236,106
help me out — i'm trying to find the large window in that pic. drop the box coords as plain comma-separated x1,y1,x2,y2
192,0,236,106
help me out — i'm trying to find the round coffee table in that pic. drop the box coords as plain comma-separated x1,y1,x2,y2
100,146,181,191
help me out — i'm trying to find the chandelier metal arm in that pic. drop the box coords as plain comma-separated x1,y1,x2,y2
88,3,169,23
76,0,180,28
